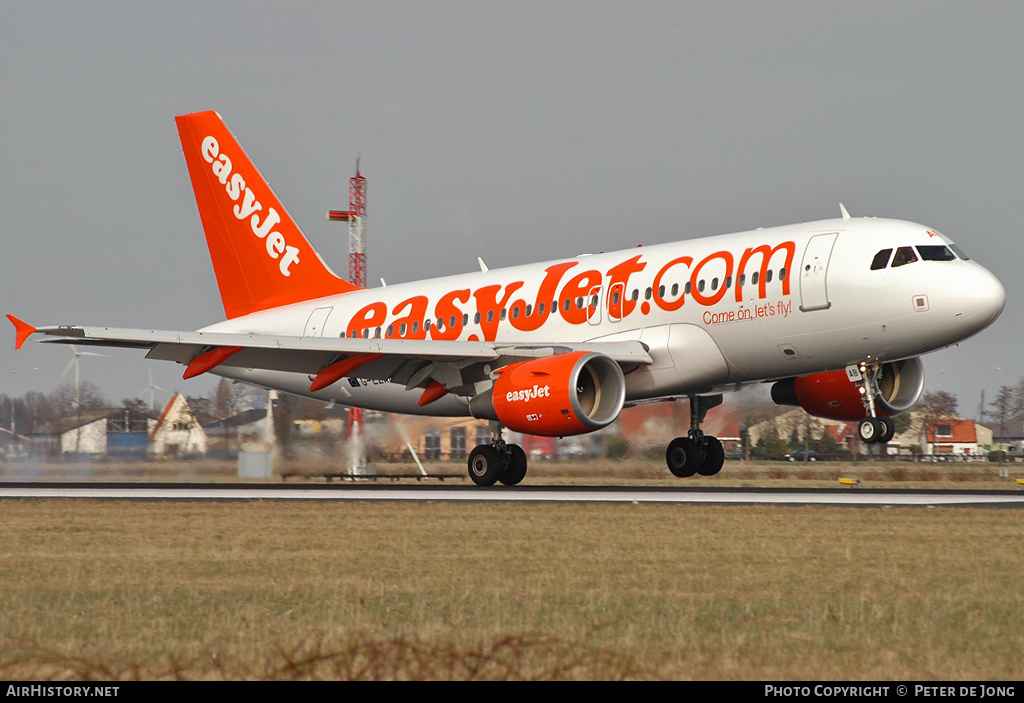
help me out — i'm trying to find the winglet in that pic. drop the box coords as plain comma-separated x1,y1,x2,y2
7,315,36,350
839,203,851,221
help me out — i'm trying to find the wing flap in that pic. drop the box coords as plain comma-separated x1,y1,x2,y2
16,322,652,391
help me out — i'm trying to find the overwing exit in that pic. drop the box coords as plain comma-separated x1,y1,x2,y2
9,111,1006,485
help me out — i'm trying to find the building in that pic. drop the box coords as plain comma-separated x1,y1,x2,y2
891,414,993,458
32,408,156,457
149,393,207,458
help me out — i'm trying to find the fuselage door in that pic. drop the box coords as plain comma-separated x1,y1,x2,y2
303,307,333,337
587,285,603,325
799,233,838,311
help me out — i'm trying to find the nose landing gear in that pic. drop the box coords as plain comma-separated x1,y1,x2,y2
850,363,896,444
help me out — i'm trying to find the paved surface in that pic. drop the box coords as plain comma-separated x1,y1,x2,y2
2,482,1023,508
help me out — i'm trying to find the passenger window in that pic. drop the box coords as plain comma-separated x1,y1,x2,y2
871,249,892,270
891,246,918,267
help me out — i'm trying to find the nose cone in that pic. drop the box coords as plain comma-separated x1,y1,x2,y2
954,263,1005,336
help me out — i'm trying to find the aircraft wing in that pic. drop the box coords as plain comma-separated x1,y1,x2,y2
9,317,652,396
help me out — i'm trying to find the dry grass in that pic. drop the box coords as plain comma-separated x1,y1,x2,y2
0,500,1022,680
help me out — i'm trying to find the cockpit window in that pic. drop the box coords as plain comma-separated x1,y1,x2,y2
916,245,956,261
891,246,918,267
871,249,892,270
949,243,969,260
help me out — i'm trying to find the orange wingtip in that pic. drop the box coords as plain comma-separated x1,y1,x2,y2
7,315,37,350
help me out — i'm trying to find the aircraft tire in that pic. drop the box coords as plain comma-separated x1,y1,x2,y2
698,436,725,476
468,445,503,486
666,437,699,478
879,416,896,443
498,444,528,486
858,417,881,444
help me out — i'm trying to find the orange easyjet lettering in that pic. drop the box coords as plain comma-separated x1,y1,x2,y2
343,241,796,339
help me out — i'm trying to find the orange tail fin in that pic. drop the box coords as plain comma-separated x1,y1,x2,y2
175,111,358,319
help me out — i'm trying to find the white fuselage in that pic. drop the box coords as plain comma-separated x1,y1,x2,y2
201,217,1005,415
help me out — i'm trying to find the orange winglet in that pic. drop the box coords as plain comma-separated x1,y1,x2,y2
7,315,37,350
309,353,383,392
418,380,450,407
183,345,244,380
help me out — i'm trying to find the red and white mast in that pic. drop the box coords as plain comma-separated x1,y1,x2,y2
327,161,368,473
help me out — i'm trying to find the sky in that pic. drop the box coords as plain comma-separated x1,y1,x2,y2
1,1,1020,420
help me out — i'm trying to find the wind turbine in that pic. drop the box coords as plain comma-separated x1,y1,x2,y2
140,368,169,412
62,345,107,409
61,344,107,454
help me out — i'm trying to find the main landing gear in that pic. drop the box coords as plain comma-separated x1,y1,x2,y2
665,394,726,478
467,421,528,486
850,363,896,444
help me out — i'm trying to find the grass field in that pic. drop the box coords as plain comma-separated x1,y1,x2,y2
1,466,1023,680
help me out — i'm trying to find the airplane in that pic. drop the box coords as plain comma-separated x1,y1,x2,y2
7,110,1006,485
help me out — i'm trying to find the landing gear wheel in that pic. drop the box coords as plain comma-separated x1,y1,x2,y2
858,417,882,444
878,416,895,444
498,444,528,486
666,437,699,478
698,436,725,476
468,445,503,486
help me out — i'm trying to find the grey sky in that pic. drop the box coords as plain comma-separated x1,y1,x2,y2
1,1,1020,418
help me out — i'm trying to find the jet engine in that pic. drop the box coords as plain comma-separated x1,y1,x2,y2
770,357,925,421
469,351,626,436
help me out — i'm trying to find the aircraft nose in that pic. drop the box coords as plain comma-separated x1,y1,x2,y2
955,264,1005,333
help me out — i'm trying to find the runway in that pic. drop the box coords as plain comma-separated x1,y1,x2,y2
2,482,1023,507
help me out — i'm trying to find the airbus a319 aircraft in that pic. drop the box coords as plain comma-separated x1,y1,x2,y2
8,111,1006,485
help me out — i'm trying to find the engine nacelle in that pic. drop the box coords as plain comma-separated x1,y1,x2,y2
469,351,626,436
770,357,925,421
